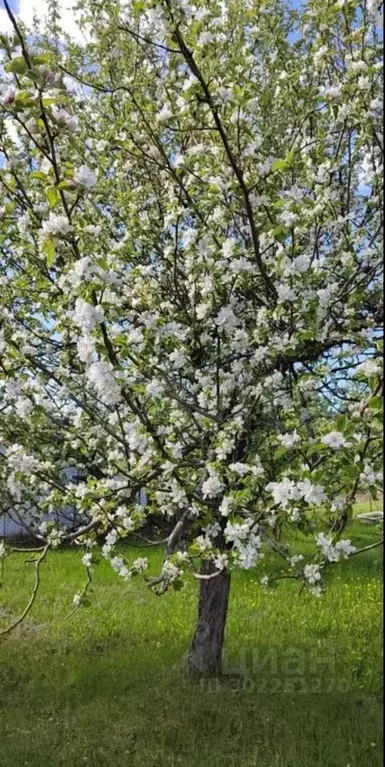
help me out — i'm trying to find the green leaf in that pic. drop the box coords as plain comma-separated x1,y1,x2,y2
272,198,286,209
25,70,40,83
369,376,380,391
344,465,359,479
95,256,109,270
368,396,383,412
30,171,47,182
271,226,287,241
46,186,59,209
14,91,35,108
272,158,286,172
336,414,347,431
43,238,55,266
32,53,53,65
5,57,28,75
56,179,76,190
299,330,316,341
307,442,326,456
272,150,295,172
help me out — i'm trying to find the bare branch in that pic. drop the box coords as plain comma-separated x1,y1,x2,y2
0,545,49,637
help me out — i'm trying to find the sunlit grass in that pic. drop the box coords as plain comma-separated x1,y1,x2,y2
353,497,383,515
0,517,382,766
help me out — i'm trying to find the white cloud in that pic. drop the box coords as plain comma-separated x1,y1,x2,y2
0,8,15,35
17,0,87,44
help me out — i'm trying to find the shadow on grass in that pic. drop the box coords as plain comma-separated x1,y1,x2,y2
1,643,383,767
1,611,383,766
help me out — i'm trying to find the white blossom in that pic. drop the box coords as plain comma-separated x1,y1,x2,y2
86,361,122,406
74,165,97,189
0,329,5,355
278,430,301,448
197,31,214,45
2,87,16,105
215,437,236,460
15,397,33,418
158,104,172,121
73,592,82,607
51,107,78,132
356,360,382,377
161,560,180,583
213,552,229,570
41,213,72,238
214,306,239,331
266,478,299,508
297,479,327,506
359,464,383,487
289,554,304,567
236,538,264,569
77,335,96,364
196,534,213,553
111,556,125,573
72,298,105,332
321,431,348,450
47,528,64,548
316,533,356,562
277,284,296,303
334,539,356,559
219,496,233,517
201,470,223,499
228,462,252,476
285,254,311,276
304,563,321,586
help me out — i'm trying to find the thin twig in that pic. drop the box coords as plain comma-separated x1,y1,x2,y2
349,539,383,557
63,566,92,621
0,545,49,637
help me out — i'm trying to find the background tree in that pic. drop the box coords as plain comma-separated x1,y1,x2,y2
0,0,383,676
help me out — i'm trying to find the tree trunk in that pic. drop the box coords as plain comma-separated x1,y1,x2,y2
186,561,231,678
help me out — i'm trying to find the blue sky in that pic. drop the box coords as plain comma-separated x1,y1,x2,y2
2,0,18,13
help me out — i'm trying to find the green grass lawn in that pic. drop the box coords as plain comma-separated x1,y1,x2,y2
353,496,383,516
0,515,383,767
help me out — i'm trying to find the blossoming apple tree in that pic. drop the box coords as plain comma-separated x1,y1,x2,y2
0,0,383,675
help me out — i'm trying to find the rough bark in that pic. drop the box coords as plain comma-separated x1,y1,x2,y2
186,561,231,678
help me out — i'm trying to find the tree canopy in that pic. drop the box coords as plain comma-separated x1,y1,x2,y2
0,0,383,650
